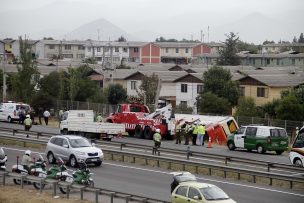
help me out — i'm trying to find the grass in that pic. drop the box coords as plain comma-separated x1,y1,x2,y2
0,186,92,203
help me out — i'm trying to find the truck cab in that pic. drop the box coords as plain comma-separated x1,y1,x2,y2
289,126,304,167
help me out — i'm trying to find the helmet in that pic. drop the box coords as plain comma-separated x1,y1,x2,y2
25,150,31,156
296,127,299,130
156,129,160,133
26,115,30,118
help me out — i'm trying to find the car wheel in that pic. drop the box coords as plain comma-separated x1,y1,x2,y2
69,155,78,168
8,116,12,123
134,125,143,138
61,129,68,135
275,150,284,155
94,161,102,167
294,158,303,167
47,152,56,164
227,141,236,150
143,126,153,139
257,145,265,154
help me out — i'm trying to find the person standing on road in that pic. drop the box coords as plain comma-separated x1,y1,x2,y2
153,129,162,148
184,122,192,145
24,115,32,138
175,120,182,144
37,107,43,125
96,113,103,122
197,123,205,146
43,109,50,125
192,122,198,145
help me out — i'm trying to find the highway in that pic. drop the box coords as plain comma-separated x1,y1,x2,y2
1,146,303,203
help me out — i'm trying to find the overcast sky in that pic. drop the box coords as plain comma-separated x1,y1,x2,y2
1,0,303,44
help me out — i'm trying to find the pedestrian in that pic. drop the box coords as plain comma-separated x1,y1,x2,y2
192,122,198,145
43,109,50,125
18,107,25,124
24,115,32,137
58,109,64,121
153,128,162,148
37,107,43,125
175,120,182,144
96,113,103,122
197,123,205,146
184,122,192,145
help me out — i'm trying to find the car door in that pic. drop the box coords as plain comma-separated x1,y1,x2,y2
187,187,203,203
244,127,258,150
234,127,245,148
172,185,189,203
54,137,69,161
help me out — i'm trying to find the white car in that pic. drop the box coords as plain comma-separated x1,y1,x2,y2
45,135,103,167
0,102,31,123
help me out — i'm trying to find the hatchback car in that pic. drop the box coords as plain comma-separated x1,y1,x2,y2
45,135,103,167
172,181,236,203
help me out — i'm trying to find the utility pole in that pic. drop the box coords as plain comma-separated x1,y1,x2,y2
2,54,6,102
207,26,210,43
200,30,203,42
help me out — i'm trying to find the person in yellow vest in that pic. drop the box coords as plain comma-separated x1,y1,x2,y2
197,122,205,146
24,115,32,138
192,122,198,145
175,120,182,144
153,129,162,148
96,113,103,122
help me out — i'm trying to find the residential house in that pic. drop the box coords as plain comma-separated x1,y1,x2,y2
262,43,304,54
11,39,40,59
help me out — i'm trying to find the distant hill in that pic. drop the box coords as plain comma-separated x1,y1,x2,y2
63,18,137,41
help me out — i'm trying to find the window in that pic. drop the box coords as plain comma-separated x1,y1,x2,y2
188,187,201,199
276,59,280,65
115,47,119,52
181,84,187,93
123,47,127,52
131,81,137,90
62,139,68,147
88,47,91,52
176,186,187,197
257,87,268,97
239,86,245,96
246,127,257,136
78,45,85,50
292,58,295,65
64,45,71,50
180,101,187,106
185,48,189,53
176,48,179,53
49,45,55,49
197,85,203,93
54,138,63,146
166,48,169,53
266,59,270,65
270,129,287,137
293,133,304,148
134,47,139,53
97,47,101,52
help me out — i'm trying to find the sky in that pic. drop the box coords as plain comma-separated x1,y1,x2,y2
1,0,303,44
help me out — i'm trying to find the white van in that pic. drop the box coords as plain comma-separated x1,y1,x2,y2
0,102,31,123
289,126,304,167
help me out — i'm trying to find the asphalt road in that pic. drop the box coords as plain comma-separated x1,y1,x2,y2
0,121,292,165
1,146,303,203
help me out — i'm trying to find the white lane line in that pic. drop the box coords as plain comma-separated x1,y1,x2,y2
104,162,304,197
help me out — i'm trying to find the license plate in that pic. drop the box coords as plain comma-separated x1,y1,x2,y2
90,159,97,162
280,141,287,145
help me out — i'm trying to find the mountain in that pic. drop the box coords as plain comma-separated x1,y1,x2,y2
63,18,137,41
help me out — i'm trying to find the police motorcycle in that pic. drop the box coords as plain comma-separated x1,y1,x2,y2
0,148,8,171
11,151,47,186
72,161,94,187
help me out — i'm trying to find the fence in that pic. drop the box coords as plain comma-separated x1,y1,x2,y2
51,100,304,136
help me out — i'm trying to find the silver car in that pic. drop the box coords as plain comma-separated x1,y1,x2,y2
45,135,104,167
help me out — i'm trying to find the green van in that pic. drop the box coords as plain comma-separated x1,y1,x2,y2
227,125,288,154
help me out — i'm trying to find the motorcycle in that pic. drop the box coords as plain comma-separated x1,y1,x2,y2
72,161,94,187
0,148,7,171
11,154,46,185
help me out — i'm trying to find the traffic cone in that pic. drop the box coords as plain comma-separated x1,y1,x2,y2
207,136,212,148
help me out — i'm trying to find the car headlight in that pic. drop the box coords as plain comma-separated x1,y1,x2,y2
99,150,104,157
75,151,86,156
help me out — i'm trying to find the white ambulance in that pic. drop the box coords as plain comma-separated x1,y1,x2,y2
0,101,31,123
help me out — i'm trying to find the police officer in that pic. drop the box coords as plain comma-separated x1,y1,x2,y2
175,120,182,144
192,122,198,145
96,113,103,122
184,122,192,145
21,150,33,172
197,122,206,146
153,129,162,148
24,115,32,138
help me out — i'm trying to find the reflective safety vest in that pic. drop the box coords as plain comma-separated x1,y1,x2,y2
176,124,182,132
193,125,198,134
197,125,205,134
153,133,161,142
24,118,32,126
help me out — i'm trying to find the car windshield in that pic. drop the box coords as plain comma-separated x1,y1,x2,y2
69,138,91,148
200,186,229,201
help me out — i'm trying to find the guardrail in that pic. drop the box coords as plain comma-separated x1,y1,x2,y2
1,126,304,175
1,134,304,191
0,171,168,203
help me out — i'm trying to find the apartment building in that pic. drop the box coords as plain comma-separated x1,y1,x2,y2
262,43,304,54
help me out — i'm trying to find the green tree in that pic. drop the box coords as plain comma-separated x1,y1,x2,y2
237,41,260,54
198,92,230,115
217,32,241,65
202,66,239,106
107,83,127,105
137,73,159,106
175,103,193,114
275,94,304,121
234,97,258,117
262,40,275,45
298,33,304,43
117,36,127,42
10,36,39,103
261,99,280,118
39,71,61,98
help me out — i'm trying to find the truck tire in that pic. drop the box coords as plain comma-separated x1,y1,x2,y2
134,125,143,138
143,126,153,139
61,129,68,135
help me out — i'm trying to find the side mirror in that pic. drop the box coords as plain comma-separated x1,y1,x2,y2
63,144,69,148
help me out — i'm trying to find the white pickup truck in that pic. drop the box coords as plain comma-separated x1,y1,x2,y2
60,110,126,141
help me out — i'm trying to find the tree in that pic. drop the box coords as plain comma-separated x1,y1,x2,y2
275,94,304,121
234,97,258,117
10,36,39,103
293,36,298,43
117,36,127,42
217,32,241,66
43,37,54,40
202,66,239,106
155,36,178,42
39,71,61,98
237,41,260,54
137,74,159,106
175,103,193,114
107,83,127,105
198,92,230,115
262,40,275,45
261,99,280,118
298,33,304,43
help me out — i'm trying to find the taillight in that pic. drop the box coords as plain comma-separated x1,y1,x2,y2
267,137,272,144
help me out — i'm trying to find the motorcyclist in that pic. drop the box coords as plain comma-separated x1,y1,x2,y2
21,150,33,172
